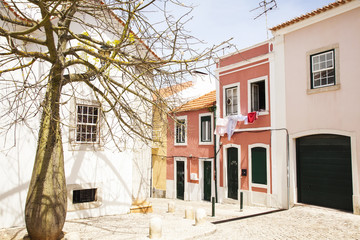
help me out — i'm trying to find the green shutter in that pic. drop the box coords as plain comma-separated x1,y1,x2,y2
251,147,267,185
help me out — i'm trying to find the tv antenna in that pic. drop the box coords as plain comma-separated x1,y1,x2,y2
250,0,278,39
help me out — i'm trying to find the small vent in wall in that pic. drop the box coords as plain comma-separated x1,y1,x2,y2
73,188,97,204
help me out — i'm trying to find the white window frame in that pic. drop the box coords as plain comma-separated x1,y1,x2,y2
311,50,335,89
223,144,241,200
223,82,240,117
69,98,104,151
247,76,269,115
199,112,214,145
248,143,270,192
199,158,214,201
306,44,340,95
174,115,187,146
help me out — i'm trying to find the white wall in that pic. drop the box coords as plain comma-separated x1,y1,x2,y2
0,10,153,229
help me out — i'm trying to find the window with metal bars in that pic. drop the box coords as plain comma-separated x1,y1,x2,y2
76,105,99,143
73,188,97,204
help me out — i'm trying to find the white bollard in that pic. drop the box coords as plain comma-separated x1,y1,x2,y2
168,201,175,213
149,217,162,239
185,206,194,220
195,208,206,225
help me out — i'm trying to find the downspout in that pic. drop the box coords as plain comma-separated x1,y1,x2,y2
286,129,290,209
212,104,218,203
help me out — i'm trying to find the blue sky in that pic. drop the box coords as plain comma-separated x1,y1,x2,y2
187,0,335,51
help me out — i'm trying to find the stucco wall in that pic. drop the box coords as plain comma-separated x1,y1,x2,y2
167,108,215,181
282,6,360,213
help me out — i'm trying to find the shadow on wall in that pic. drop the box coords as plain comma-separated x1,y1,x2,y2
0,146,135,228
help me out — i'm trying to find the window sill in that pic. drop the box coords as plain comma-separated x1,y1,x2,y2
251,183,268,189
68,142,104,151
307,84,340,95
199,141,214,146
257,111,269,116
174,143,187,146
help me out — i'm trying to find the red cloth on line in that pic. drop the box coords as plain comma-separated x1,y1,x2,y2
247,112,258,123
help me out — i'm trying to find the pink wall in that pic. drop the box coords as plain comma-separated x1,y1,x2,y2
167,108,214,182
283,6,360,211
284,7,360,134
217,42,273,194
220,43,270,68
219,61,271,128
219,131,272,193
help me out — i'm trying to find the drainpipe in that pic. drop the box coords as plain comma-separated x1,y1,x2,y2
212,104,218,203
286,130,290,209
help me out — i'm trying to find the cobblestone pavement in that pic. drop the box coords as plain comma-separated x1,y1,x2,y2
203,204,360,240
1,199,360,240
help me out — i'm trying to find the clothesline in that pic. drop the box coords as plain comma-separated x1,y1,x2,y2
215,112,259,140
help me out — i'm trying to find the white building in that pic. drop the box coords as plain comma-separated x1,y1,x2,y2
0,1,155,228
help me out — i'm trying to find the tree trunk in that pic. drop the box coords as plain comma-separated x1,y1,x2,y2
25,74,66,240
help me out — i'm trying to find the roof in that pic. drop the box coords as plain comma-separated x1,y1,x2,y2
0,0,160,60
154,81,193,100
270,0,354,31
174,90,216,112
0,0,33,26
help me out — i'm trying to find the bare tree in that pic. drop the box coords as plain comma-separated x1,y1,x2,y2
0,0,230,239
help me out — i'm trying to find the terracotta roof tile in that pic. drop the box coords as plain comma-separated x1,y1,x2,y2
174,90,216,112
153,81,193,100
270,0,354,31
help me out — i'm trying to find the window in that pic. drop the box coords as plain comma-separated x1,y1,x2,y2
67,183,102,211
73,188,97,204
225,86,238,116
248,76,268,114
175,116,187,145
251,80,265,112
76,105,99,143
251,147,267,185
311,50,335,88
199,113,213,144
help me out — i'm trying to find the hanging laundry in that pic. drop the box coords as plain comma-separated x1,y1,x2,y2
247,112,258,123
214,117,228,136
227,114,248,140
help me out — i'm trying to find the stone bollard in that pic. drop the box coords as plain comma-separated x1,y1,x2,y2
185,206,194,219
149,216,162,239
168,201,175,213
195,208,206,225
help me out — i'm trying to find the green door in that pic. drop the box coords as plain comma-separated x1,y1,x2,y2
296,134,352,211
176,161,185,200
203,161,211,201
227,147,238,200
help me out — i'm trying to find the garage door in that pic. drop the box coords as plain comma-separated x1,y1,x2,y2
296,134,352,211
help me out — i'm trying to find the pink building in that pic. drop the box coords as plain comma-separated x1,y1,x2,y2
166,91,216,201
271,0,360,214
215,41,283,207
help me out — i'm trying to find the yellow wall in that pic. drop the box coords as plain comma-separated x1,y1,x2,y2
151,104,168,194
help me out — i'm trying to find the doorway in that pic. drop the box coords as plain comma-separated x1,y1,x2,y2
227,147,238,200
